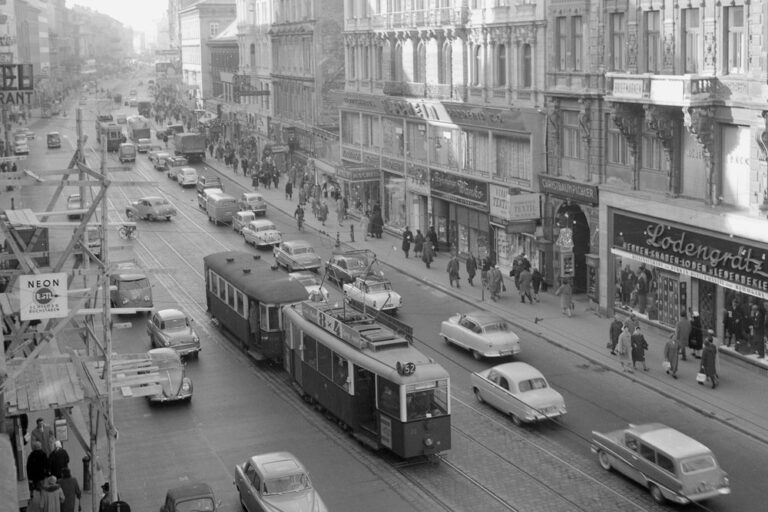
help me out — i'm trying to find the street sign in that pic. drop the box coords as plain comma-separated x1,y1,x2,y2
0,63,34,105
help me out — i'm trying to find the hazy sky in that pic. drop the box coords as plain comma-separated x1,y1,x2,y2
67,0,165,36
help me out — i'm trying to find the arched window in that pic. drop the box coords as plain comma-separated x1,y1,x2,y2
250,43,256,68
439,40,453,85
392,43,403,81
349,46,356,79
473,45,482,86
496,44,506,87
414,42,426,82
522,44,532,88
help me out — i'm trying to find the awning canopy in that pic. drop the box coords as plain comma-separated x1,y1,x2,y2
335,165,379,182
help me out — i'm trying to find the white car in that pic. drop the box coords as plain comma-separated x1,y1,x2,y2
232,210,256,234
440,311,520,360
289,272,329,302
238,192,267,216
471,362,566,426
177,167,198,187
343,276,402,314
273,240,322,272
242,219,282,248
136,138,152,153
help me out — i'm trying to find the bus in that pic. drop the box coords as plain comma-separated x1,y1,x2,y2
137,99,152,118
95,121,122,152
282,301,451,459
127,115,151,142
203,251,308,361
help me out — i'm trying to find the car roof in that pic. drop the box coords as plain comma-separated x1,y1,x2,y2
464,311,507,326
140,195,164,202
180,167,197,172
242,192,263,199
630,423,713,459
166,482,214,502
489,362,545,382
235,210,256,217
138,138,151,142
249,452,306,478
155,309,187,321
249,219,276,227
47,131,60,136
282,240,312,248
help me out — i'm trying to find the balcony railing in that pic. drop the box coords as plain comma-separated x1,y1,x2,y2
369,7,467,30
605,72,717,107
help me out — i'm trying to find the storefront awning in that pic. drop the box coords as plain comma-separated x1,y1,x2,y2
336,165,379,182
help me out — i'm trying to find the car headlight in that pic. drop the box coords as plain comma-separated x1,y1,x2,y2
192,334,199,343
181,380,191,392
121,298,128,304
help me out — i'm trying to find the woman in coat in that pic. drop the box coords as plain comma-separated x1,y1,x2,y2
700,338,719,388
663,334,680,379
630,327,649,371
413,230,425,257
421,241,434,269
555,279,573,317
617,324,633,372
317,201,329,226
40,476,65,512
465,253,477,286
489,266,503,301
689,311,704,358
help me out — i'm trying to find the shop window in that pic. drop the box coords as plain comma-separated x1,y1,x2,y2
725,6,745,74
406,122,428,162
342,112,360,145
642,135,667,172
495,135,531,183
614,257,680,327
644,11,661,73
383,173,406,228
683,8,700,73
561,111,581,159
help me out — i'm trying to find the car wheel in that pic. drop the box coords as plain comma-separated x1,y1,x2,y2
597,450,612,471
473,388,484,403
166,216,171,221
125,210,133,219
472,350,482,361
510,414,523,427
648,484,665,504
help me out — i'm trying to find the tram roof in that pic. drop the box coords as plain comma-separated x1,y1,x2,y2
204,251,308,303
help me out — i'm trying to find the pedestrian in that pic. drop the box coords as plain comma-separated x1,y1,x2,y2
747,303,765,358
26,441,48,493
555,278,573,317
489,265,503,301
360,210,370,241
370,207,384,238
689,311,704,358
447,254,460,288
428,226,438,255
273,172,279,189
617,324,632,372
465,253,477,286
241,157,248,176
663,334,681,379
48,441,69,479
674,311,692,361
285,180,293,200
163,133,168,148
98,483,112,512
699,337,719,388
608,313,623,355
630,326,649,371
480,255,491,289
414,229,424,257
317,201,328,226
31,418,55,456
421,240,434,269
208,143,214,158
336,196,345,226
40,475,65,512
402,227,414,258
58,467,81,512
233,157,239,175
531,268,543,302
518,267,533,304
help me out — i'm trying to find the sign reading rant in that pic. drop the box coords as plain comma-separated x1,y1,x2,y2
0,64,33,105
430,169,488,209
613,212,768,297
538,175,599,205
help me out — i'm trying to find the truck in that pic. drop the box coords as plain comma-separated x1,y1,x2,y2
127,116,151,142
137,99,152,118
174,133,206,163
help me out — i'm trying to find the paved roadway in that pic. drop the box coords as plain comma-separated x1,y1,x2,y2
10,74,764,511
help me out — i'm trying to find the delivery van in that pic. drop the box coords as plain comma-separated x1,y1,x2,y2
118,143,137,163
206,191,239,225
110,263,153,313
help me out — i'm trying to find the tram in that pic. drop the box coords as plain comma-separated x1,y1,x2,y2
95,120,122,152
203,251,308,361
282,301,451,459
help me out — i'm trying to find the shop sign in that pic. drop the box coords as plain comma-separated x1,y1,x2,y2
363,151,381,169
612,212,768,299
611,78,644,99
20,272,67,321
341,145,361,162
381,156,404,174
336,166,380,181
406,163,429,195
443,103,528,132
538,174,599,205
430,169,488,210
490,185,541,221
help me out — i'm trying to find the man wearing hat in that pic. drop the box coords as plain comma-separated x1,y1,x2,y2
99,482,112,512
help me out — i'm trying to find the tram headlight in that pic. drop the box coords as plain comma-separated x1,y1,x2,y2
423,437,434,447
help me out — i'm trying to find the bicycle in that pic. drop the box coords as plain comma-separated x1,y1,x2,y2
118,223,137,240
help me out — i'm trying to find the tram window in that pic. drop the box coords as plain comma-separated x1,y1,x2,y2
226,283,235,307
406,380,449,419
208,271,218,294
332,353,348,389
377,378,400,418
235,290,245,316
265,305,280,331
317,344,332,378
218,277,226,300
303,335,317,368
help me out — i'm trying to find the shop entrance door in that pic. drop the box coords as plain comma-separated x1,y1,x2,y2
656,271,681,327
698,281,717,332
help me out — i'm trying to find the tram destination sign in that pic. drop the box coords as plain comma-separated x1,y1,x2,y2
0,64,34,105
301,302,364,349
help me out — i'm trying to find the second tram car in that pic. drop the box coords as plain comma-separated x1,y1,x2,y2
95,121,122,152
282,301,451,459
203,251,308,361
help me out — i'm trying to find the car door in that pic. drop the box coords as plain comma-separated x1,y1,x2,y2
484,370,505,410
244,463,263,512
458,318,478,350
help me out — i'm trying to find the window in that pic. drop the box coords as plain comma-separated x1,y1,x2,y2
726,6,745,74
217,276,226,301
639,443,656,462
610,13,625,71
556,17,567,71
209,23,219,37
657,453,675,473
361,45,369,79
521,44,532,88
683,8,700,73
235,290,245,316
496,44,506,87
645,11,661,73
348,46,356,79
473,45,482,85
571,16,583,70
439,41,452,85
332,352,348,388
495,135,531,182
250,43,256,68
642,134,667,171
462,130,489,172
392,43,403,81
414,42,426,82
317,343,332,378
562,111,581,159
374,45,383,80
302,335,317,368
226,283,235,307
377,377,400,418
608,123,630,165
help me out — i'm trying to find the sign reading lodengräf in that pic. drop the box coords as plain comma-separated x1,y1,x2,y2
20,272,68,320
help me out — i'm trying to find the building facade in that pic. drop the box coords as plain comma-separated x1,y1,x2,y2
208,20,239,102
341,0,547,270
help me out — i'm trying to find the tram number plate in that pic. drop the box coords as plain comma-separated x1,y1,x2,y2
317,311,342,337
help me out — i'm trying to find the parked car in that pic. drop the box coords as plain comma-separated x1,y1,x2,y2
198,188,223,211
471,362,566,426
196,175,222,195
146,348,193,404
66,194,88,220
440,311,521,360
164,156,189,179
160,483,217,512
324,249,376,285
274,240,322,272
288,272,329,302
591,423,730,505
242,219,282,248
149,149,170,165
15,128,35,140
177,167,198,187
13,135,29,155
136,138,152,153
46,132,61,149
232,211,257,234
343,276,402,314
238,192,267,216
153,152,172,170
147,308,201,359
234,452,327,512
125,196,177,221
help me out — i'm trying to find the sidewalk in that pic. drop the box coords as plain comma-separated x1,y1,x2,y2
201,155,768,446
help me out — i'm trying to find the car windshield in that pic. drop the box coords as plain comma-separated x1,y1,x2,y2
367,282,391,293
164,317,188,331
517,378,548,392
254,223,276,232
263,473,311,495
346,258,366,270
406,380,449,420
482,322,511,333
151,198,171,206
174,498,215,512
119,278,149,291
293,247,313,255
680,455,716,474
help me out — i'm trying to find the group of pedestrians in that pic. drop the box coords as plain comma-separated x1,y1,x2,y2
25,418,82,512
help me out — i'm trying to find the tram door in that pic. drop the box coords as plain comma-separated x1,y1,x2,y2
353,366,376,433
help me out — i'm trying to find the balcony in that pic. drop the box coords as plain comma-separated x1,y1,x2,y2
605,73,717,107
383,81,425,98
369,7,467,30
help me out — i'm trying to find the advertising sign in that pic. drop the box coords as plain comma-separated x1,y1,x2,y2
430,169,488,210
538,174,599,205
20,272,67,320
0,64,34,105
490,185,542,221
